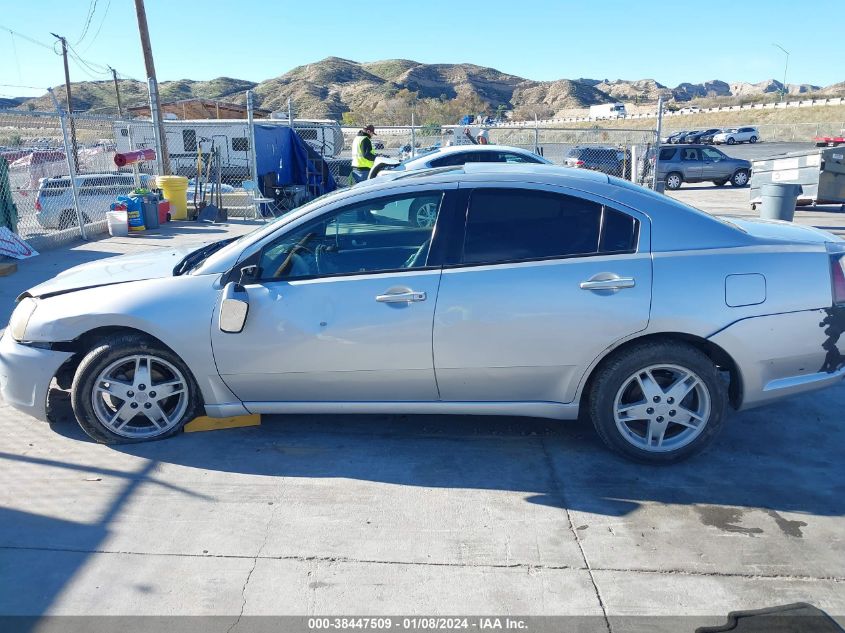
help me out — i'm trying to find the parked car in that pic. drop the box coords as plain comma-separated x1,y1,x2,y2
662,131,689,144
655,144,751,190
35,173,154,230
697,129,723,144
713,127,760,145
564,146,631,179
5,163,844,463
371,144,550,178
683,128,722,144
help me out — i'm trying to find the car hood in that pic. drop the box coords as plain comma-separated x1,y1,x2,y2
21,246,201,299
724,217,840,245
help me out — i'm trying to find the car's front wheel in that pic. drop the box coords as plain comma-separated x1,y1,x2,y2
665,172,683,190
749,136,758,144
731,169,750,187
726,137,736,145
409,198,439,228
588,341,727,463
71,333,202,444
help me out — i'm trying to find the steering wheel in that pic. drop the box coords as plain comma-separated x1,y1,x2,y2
274,232,316,277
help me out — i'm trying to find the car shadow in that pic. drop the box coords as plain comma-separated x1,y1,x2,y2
44,384,845,520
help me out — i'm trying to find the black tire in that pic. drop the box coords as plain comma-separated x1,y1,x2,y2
749,136,758,144
713,179,728,187
731,169,750,187
665,172,683,190
726,137,736,145
59,210,91,230
71,333,203,444
588,340,727,464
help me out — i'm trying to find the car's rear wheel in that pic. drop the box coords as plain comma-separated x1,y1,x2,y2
588,341,727,463
731,169,750,187
726,137,736,145
749,136,758,144
713,179,728,187
665,172,683,190
71,333,202,444
59,209,91,230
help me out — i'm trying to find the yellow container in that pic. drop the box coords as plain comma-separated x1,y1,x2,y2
156,175,189,220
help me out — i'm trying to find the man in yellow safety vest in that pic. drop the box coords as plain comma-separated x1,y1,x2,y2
350,124,377,183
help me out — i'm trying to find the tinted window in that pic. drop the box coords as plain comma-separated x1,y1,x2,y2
183,129,197,152
600,208,638,253
259,192,443,280
462,189,604,264
680,148,700,161
499,152,542,164
429,152,480,167
659,148,676,161
232,137,249,151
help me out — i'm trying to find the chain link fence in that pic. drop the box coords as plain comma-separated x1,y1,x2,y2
1,102,660,252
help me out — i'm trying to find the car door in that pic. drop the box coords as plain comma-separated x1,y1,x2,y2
701,147,731,180
679,147,703,181
432,185,652,404
210,186,455,407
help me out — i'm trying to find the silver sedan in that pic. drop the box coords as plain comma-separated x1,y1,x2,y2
2,164,845,463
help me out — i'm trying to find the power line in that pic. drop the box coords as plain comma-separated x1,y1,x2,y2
82,0,112,52
76,0,99,44
0,24,54,52
8,30,22,83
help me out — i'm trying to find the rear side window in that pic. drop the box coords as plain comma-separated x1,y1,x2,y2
461,189,638,265
659,148,676,160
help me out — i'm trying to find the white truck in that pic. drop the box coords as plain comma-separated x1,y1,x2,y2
113,118,344,182
588,103,627,121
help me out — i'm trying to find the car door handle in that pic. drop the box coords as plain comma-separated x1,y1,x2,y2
376,290,427,303
580,276,636,291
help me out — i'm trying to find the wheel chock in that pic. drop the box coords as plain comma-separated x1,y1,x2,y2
184,414,261,433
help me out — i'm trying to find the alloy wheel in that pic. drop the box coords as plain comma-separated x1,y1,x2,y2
414,202,438,228
91,354,190,439
613,364,711,453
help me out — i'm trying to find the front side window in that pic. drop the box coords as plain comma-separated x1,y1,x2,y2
258,192,443,280
461,188,637,265
702,148,725,161
499,152,542,164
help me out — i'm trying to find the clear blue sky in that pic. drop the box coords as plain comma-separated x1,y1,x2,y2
1,0,842,100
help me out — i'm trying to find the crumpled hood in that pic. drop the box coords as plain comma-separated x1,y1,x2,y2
22,246,200,299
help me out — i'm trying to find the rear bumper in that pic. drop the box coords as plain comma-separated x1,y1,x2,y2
709,308,845,410
0,331,73,422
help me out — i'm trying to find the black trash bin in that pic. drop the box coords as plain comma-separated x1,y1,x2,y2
760,183,803,222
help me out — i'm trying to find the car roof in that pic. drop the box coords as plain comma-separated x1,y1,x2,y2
417,144,535,157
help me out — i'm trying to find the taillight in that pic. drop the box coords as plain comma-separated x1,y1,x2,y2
34,199,41,211
574,160,585,167
832,256,845,305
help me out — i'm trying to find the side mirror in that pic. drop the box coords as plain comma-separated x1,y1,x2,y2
219,281,250,334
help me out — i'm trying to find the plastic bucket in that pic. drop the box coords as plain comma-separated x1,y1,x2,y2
127,209,146,232
106,210,129,237
156,175,189,220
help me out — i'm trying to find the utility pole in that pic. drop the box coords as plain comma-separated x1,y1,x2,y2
50,33,79,172
133,0,171,174
773,43,790,102
108,66,124,117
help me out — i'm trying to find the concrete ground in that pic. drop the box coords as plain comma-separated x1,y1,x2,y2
1,194,844,630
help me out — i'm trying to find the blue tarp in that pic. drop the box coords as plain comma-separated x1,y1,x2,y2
253,125,337,198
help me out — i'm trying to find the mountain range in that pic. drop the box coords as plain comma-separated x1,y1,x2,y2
9,57,844,121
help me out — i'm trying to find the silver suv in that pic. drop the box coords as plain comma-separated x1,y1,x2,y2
656,144,752,190
35,173,152,230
